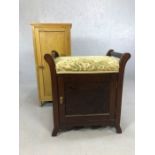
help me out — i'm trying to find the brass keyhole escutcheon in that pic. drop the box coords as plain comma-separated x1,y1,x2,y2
60,96,64,104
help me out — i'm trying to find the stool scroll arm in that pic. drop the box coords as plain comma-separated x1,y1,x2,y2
44,51,60,136
107,49,131,133
51,50,59,58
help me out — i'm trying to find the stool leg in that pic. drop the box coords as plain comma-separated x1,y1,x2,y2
115,125,122,134
52,128,58,136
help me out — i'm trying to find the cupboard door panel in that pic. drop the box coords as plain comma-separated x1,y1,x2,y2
39,31,66,98
58,75,117,125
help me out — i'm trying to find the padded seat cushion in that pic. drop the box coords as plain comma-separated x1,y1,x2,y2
55,56,120,74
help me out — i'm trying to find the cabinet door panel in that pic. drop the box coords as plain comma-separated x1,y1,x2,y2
37,30,65,100
58,75,117,125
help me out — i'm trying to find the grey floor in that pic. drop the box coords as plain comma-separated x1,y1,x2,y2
19,79,135,155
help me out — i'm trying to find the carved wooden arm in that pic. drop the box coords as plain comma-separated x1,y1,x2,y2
107,49,131,130
106,49,131,73
44,50,60,136
44,50,59,72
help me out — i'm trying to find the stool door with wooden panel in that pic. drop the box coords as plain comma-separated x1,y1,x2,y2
58,74,117,128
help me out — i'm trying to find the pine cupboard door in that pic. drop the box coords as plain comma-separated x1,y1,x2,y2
58,75,117,127
33,26,71,102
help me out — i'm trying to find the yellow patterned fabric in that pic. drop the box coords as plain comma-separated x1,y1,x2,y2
55,56,120,74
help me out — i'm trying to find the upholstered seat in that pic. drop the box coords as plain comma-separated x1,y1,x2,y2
55,56,120,74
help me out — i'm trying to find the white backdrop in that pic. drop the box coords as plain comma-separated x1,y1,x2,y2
19,1,135,153
20,0,134,86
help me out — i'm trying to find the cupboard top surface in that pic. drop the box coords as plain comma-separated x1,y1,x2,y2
31,23,72,28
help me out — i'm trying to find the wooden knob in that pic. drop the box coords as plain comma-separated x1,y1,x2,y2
38,65,44,69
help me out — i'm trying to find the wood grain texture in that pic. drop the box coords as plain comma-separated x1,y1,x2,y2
31,23,72,105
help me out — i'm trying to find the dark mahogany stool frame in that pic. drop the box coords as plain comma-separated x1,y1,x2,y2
44,50,131,136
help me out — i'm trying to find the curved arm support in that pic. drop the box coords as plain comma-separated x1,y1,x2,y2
44,52,60,136
107,49,131,132
106,49,131,72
